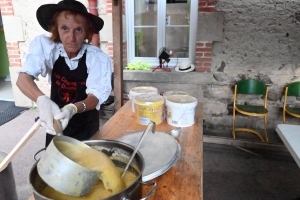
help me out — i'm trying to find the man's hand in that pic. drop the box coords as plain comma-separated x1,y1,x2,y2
36,95,61,134
54,104,77,130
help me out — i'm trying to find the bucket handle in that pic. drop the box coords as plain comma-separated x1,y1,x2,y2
121,181,156,200
33,148,46,161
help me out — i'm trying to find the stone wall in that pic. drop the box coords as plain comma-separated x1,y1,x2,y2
210,0,300,131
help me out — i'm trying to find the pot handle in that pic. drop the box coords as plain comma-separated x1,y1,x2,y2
33,148,46,161
121,181,156,200
139,181,156,200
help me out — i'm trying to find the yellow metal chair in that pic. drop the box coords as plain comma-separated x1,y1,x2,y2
232,79,269,142
283,81,300,123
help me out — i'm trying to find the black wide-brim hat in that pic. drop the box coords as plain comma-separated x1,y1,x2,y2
36,0,104,33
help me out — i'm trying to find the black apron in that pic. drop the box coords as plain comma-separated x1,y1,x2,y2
46,52,99,146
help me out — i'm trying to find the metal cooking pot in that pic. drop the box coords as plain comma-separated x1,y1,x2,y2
29,139,156,200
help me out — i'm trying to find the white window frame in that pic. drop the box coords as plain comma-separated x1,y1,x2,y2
125,0,198,68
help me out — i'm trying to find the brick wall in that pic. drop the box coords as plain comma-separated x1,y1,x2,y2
0,0,21,67
196,0,215,72
196,42,212,72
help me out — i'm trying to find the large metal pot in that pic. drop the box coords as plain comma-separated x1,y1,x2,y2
29,139,156,200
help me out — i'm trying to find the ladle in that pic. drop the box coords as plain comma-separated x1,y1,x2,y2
168,127,182,138
121,121,156,177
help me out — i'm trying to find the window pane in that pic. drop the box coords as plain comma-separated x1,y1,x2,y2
166,27,189,58
134,1,157,26
166,2,189,26
166,2,190,58
135,28,157,57
134,1,158,57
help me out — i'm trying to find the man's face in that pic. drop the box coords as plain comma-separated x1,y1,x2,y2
57,11,87,58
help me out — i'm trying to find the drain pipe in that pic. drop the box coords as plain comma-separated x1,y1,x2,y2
88,0,100,47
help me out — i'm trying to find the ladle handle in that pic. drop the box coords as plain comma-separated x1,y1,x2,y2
121,121,156,177
0,120,41,172
53,119,63,136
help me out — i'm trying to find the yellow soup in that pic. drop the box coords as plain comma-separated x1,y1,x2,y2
41,141,138,199
41,168,137,200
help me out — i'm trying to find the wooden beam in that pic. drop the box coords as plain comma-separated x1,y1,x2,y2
112,0,123,110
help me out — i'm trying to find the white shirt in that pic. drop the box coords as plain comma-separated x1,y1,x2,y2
19,34,113,110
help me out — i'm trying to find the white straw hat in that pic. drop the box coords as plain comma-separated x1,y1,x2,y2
175,61,195,72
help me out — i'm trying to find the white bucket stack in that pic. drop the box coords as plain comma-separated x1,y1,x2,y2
166,95,197,127
128,86,158,112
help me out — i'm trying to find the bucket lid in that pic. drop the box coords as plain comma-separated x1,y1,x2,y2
116,131,181,182
130,86,158,94
167,95,197,105
134,94,164,106
163,91,188,98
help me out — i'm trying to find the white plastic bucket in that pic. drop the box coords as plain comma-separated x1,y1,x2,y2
163,91,189,119
166,95,197,127
134,94,164,125
129,86,158,112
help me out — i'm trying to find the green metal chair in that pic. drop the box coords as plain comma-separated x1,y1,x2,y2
283,81,300,123
232,79,269,142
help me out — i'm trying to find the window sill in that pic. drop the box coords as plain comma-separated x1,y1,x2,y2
123,70,214,84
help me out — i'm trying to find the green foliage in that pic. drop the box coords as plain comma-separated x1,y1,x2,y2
125,61,151,70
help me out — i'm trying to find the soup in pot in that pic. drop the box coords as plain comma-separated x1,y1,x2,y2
41,168,137,199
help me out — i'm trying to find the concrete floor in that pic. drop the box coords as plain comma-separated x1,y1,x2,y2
203,128,300,200
203,143,300,200
1,108,300,200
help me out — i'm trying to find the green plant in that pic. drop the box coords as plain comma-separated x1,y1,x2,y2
125,61,151,70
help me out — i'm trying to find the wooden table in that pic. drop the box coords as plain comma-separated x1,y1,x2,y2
92,100,203,200
29,100,203,200
276,124,300,168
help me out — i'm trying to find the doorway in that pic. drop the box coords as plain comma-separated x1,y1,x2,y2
0,11,13,101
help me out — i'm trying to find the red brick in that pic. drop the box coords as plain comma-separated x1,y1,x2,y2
203,62,212,67
197,42,205,47
207,1,215,6
196,47,212,52
0,2,12,6
204,53,212,57
199,7,215,12
196,52,204,57
8,50,20,54
8,54,20,58
1,11,14,16
205,43,212,47
196,57,211,62
199,2,207,7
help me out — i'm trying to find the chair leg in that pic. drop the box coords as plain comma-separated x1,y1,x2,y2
264,115,268,142
283,110,286,124
232,110,236,139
